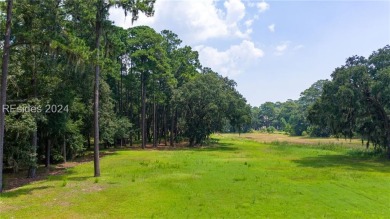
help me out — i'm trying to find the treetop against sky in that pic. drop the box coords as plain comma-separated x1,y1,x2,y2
110,0,390,106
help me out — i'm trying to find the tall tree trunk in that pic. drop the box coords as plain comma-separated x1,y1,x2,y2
46,138,51,169
63,135,66,163
128,89,133,147
138,114,141,141
164,106,167,146
27,131,37,178
153,98,157,148
27,49,38,178
0,0,13,192
170,107,175,147
93,2,103,177
127,64,133,147
141,72,146,149
116,81,120,114
158,109,163,145
120,67,123,115
174,109,178,144
147,105,152,143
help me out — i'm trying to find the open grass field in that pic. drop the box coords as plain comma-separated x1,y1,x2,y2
232,132,363,148
1,134,390,218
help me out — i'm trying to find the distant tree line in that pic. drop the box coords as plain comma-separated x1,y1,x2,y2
247,79,329,137
309,46,390,157
248,45,390,157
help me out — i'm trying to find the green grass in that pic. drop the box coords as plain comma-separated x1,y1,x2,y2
1,134,390,218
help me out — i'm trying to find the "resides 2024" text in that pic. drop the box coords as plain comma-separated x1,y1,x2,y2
3,104,69,113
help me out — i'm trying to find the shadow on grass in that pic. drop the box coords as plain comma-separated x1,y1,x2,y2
1,186,54,198
3,151,118,192
66,176,93,181
189,142,239,152
292,154,390,173
111,138,239,152
74,150,120,163
46,169,93,182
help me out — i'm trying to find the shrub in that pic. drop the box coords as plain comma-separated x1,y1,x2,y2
266,126,276,133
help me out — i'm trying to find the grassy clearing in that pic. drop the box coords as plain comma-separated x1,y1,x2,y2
233,132,363,148
1,134,390,218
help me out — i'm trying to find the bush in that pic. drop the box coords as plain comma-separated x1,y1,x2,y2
266,126,276,133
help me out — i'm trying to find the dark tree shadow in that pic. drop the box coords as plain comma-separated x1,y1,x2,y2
45,169,96,183
3,139,239,192
3,150,120,191
189,138,239,152
66,176,93,181
0,186,54,198
292,154,390,173
111,138,239,152
189,143,239,152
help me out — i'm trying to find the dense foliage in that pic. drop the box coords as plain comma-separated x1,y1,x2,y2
0,0,250,184
248,45,390,159
308,46,390,156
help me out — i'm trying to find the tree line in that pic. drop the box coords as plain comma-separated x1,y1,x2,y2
309,46,390,157
247,45,390,157
248,79,328,137
0,0,250,192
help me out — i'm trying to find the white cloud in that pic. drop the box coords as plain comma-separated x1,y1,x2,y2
109,0,253,43
224,0,252,39
245,19,254,28
195,40,264,77
225,0,245,24
257,1,270,13
268,24,275,32
275,42,290,55
110,0,264,77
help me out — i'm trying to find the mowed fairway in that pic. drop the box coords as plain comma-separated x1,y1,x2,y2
1,134,390,218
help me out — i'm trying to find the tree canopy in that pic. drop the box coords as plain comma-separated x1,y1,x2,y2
0,0,251,190
309,46,390,156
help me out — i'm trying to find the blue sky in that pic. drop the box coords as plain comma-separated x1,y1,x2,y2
110,0,390,106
